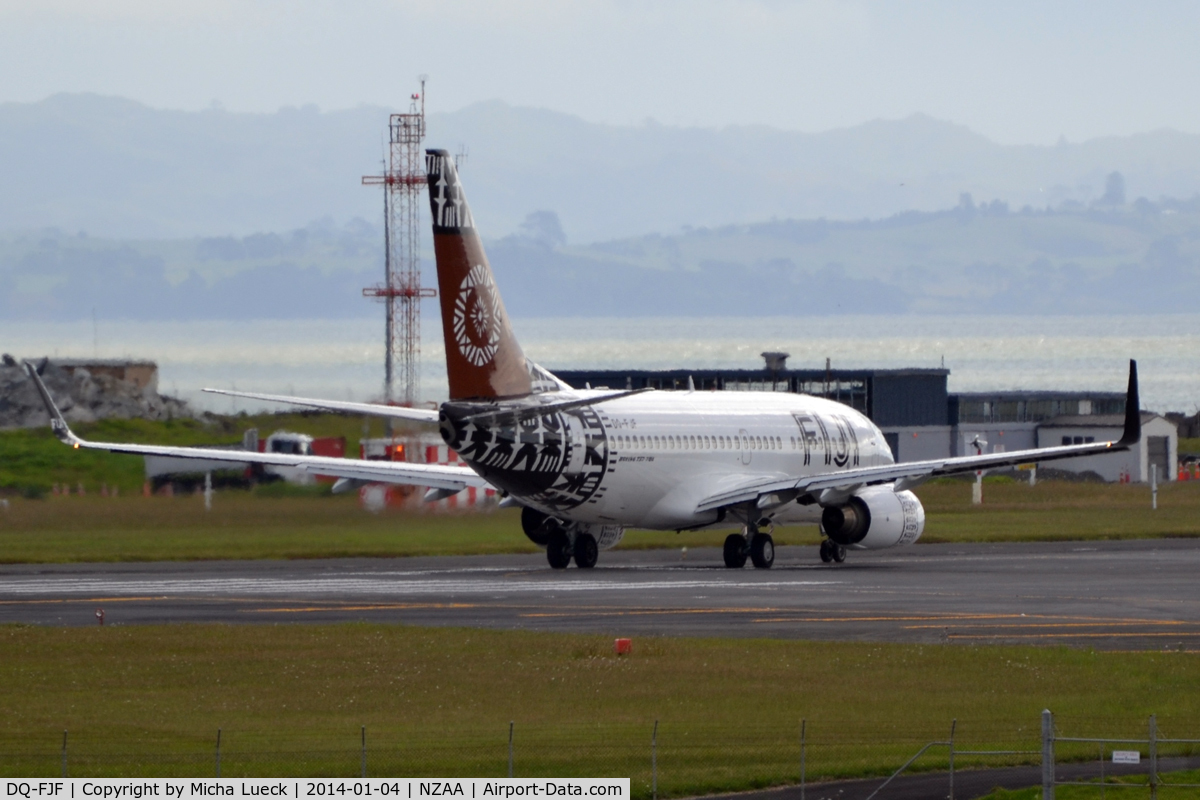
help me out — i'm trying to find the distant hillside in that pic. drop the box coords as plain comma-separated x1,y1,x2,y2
6,94,1200,242
4,198,1199,319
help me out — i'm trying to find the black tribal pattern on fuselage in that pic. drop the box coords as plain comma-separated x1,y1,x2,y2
439,403,610,513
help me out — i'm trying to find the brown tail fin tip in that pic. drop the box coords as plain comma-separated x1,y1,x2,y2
425,149,531,401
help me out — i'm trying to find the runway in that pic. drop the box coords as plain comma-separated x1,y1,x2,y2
2,539,1199,649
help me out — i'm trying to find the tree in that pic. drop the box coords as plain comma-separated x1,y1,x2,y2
1100,172,1126,206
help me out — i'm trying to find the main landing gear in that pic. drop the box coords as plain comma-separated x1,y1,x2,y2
819,539,846,564
545,527,598,570
723,524,774,569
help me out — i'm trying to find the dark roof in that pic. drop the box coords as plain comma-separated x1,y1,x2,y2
953,390,1123,401
1040,412,1159,428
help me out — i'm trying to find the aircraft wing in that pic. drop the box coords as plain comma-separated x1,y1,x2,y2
202,388,440,424
24,364,485,493
697,360,1142,514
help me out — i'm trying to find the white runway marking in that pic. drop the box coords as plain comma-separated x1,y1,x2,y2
0,576,843,597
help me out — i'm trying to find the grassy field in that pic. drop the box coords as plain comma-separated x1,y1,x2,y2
982,771,1200,799
2,624,1199,791
0,478,1198,563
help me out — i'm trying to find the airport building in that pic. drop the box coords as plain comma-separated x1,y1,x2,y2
554,354,1177,482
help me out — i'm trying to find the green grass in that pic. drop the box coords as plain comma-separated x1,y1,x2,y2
2,624,1200,790
980,770,1200,799
1,477,1199,564
916,478,1200,542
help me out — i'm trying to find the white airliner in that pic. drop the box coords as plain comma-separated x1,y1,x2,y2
25,149,1141,570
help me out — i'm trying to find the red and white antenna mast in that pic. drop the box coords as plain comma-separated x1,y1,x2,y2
362,76,436,409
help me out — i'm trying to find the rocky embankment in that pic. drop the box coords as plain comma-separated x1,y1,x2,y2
0,356,192,429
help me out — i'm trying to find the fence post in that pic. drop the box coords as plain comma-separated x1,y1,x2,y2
1149,714,1157,800
652,720,659,800
215,729,222,778
361,726,367,778
1041,709,1055,800
508,721,514,779
60,730,67,779
1151,464,1158,510
799,719,806,800
949,719,957,800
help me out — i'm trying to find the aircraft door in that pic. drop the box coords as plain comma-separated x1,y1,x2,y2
564,414,588,474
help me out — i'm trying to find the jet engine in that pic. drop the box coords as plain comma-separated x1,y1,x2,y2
521,506,555,546
820,486,925,549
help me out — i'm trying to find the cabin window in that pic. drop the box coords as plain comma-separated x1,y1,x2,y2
1062,436,1071,446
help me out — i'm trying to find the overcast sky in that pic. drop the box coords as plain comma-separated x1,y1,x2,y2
2,0,1198,145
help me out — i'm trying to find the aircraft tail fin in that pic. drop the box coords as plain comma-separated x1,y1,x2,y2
426,149,531,400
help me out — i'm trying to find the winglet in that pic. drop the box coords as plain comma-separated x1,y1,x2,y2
23,361,81,446
1117,359,1140,447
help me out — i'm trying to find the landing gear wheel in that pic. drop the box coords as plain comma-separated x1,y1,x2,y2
832,543,847,563
546,530,573,569
574,533,598,569
723,534,747,568
819,539,834,563
750,533,775,569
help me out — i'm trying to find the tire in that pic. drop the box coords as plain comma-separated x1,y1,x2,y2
546,530,573,569
832,543,847,563
750,533,774,569
723,533,747,568
574,533,599,569
819,539,834,563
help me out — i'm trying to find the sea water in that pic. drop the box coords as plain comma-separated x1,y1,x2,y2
1,315,1198,414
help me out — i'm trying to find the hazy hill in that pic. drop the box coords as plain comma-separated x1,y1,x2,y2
4,197,1198,320
6,94,1200,242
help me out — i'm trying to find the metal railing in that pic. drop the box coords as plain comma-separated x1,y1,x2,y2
1045,709,1200,798
5,713,1199,798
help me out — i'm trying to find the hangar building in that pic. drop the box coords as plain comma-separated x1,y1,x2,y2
554,356,1177,483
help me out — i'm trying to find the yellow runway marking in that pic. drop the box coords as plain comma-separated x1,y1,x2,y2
0,596,169,605
247,602,481,613
950,631,1200,639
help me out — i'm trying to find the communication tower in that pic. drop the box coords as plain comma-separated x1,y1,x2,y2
362,77,436,409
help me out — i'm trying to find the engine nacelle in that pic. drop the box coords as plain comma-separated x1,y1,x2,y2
520,506,554,546
821,486,924,550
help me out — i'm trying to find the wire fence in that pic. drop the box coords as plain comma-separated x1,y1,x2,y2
1,714,1197,798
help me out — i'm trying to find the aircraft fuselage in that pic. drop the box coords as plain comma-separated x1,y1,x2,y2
440,389,894,533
